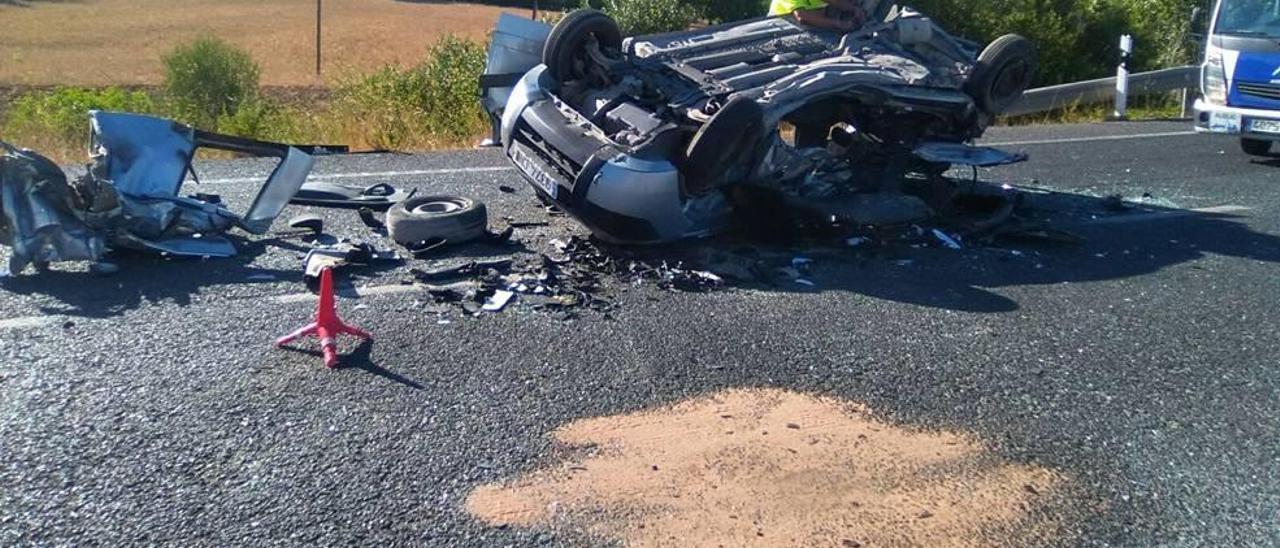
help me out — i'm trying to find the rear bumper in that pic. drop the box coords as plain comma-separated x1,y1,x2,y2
1194,99,1280,141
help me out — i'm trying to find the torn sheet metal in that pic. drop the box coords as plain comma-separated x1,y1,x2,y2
0,143,108,273
0,111,326,274
913,142,1027,167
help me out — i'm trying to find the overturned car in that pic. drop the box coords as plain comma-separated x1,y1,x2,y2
484,7,1037,244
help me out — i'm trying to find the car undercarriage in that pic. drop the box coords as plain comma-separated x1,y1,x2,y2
484,6,1038,244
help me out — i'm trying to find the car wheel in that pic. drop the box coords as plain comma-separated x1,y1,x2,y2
966,34,1038,116
386,196,488,246
1241,138,1272,156
683,97,765,194
543,9,622,83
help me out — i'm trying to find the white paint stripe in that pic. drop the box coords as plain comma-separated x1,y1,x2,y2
0,316,60,330
202,166,514,185
272,283,422,304
1084,204,1251,225
197,131,1197,185
983,130,1198,147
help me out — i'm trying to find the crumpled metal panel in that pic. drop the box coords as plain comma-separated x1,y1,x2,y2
241,147,314,234
90,111,196,198
0,143,108,273
0,112,321,274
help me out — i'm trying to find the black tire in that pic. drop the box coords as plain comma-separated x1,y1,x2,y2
543,9,622,82
386,196,488,246
965,34,1038,116
683,97,765,194
1241,138,1272,156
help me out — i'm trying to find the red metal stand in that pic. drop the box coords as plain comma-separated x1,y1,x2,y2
274,267,372,368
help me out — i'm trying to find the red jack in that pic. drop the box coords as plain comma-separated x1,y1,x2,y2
275,267,372,368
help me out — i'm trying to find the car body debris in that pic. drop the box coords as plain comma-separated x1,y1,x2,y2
289,182,412,210
0,111,328,274
303,241,399,281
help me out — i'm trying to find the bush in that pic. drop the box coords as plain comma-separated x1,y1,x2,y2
2,87,155,147
215,99,320,144
162,36,260,128
571,0,699,35
329,36,489,150
696,0,769,24
599,0,700,35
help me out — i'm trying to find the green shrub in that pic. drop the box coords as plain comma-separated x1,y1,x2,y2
215,99,320,144
599,0,700,35
2,86,155,147
696,0,769,24
329,36,489,150
573,0,699,35
162,36,260,128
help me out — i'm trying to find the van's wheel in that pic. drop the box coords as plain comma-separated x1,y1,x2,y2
682,97,765,194
1241,138,1272,156
543,9,622,82
966,34,1037,116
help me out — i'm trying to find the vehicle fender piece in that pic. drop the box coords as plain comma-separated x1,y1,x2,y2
581,156,691,244
965,34,1038,116
543,9,622,82
501,65,552,149
682,97,765,195
386,196,488,246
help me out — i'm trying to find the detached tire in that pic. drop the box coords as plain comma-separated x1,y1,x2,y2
683,97,765,194
966,34,1037,116
1241,138,1272,156
543,9,622,82
386,196,488,246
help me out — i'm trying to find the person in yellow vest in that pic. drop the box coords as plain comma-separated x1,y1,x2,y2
768,0,867,32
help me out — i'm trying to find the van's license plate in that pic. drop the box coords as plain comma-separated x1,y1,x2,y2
1209,111,1242,133
512,147,559,199
1250,119,1280,134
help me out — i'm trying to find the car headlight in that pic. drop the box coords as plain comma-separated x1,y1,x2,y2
1203,46,1228,104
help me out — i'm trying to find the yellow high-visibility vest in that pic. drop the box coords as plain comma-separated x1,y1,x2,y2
768,0,829,16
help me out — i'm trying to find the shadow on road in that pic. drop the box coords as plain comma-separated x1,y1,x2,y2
281,338,424,390
610,187,1280,313
0,237,302,319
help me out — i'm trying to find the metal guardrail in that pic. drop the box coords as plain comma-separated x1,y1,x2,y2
1005,66,1199,117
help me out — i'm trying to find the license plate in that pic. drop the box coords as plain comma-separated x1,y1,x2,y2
1209,111,1243,134
511,146,559,199
1250,118,1280,134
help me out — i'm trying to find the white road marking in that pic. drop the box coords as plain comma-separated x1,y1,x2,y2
202,166,514,185
0,316,61,330
983,130,1198,147
272,283,423,304
1083,204,1251,225
195,130,1199,185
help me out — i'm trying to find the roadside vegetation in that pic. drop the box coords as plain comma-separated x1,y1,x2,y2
1,0,1201,162
1,36,489,161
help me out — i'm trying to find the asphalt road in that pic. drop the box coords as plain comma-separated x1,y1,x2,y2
2,121,1278,546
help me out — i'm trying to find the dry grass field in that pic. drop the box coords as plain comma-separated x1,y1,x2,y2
0,0,521,86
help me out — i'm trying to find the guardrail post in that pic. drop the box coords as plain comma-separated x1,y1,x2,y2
1114,34,1133,120
1181,87,1197,118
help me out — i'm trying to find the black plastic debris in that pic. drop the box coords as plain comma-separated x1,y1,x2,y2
358,207,387,232
288,214,325,235
484,225,515,245
406,237,450,258
411,259,514,282
290,182,413,210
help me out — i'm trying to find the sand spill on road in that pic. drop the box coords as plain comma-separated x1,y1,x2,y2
467,388,1075,547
